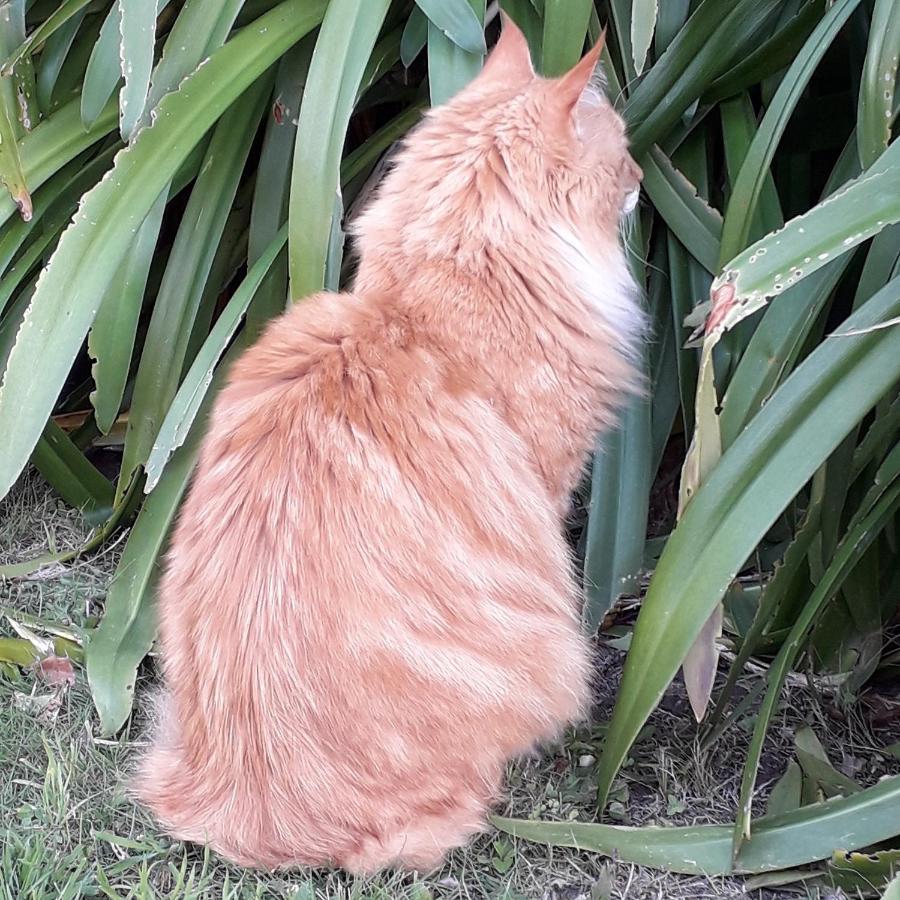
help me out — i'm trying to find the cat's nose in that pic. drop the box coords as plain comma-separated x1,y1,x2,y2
627,157,643,186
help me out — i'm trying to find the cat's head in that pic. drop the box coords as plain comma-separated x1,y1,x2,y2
352,17,641,270
438,14,642,230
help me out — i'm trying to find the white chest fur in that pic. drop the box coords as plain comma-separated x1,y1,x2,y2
549,222,644,353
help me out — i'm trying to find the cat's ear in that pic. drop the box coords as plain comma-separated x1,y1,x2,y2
478,12,535,87
556,29,606,112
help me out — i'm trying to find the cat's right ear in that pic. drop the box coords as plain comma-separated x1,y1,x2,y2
477,12,535,87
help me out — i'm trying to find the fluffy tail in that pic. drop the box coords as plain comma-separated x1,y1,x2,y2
130,692,294,869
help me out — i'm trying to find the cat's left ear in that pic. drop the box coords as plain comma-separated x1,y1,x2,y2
556,30,606,113
477,12,535,87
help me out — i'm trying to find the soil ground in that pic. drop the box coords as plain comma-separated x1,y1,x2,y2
2,473,898,900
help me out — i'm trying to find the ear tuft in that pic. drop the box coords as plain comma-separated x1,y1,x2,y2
478,12,535,87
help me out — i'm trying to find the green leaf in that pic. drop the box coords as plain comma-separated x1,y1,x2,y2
143,226,287,491
0,221,60,315
624,0,781,157
709,155,900,338
595,275,900,812
0,56,31,220
631,0,658,75
884,873,900,900
0,0,328,502
766,760,803,817
0,95,118,231
117,76,270,499
654,0,689,57
88,190,167,434
641,146,722,274
716,132,860,446
857,0,900,168
583,384,653,630
31,419,114,517
829,849,900,894
414,0,486,55
493,774,900,876
246,38,311,335
541,0,592,77
400,5,428,67
794,726,862,798
666,234,707,440
141,0,247,130
35,6,86,112
720,93,783,247
717,0,862,263
733,438,900,851
289,0,391,298
1,0,93,76
82,2,125,129
117,0,159,140
427,0,485,106
702,0,826,104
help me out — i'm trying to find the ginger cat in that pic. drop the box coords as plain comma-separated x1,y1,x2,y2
134,17,643,874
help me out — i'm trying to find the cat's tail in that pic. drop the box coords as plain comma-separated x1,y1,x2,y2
130,690,296,869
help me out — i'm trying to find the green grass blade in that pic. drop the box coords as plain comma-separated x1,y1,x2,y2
641,146,721,274
143,226,287,491
117,0,158,140
414,0,486,55
595,275,900,811
717,0,861,263
857,0,900,167
733,442,900,853
494,774,900,876
88,190,167,434
117,76,270,499
541,0,591,76
289,0,391,298
427,0,485,106
31,419,114,517
0,0,328,502
631,0,658,75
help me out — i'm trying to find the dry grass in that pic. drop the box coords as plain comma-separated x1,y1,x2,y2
2,474,898,899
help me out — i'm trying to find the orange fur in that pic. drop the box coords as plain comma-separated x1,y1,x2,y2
134,19,643,874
